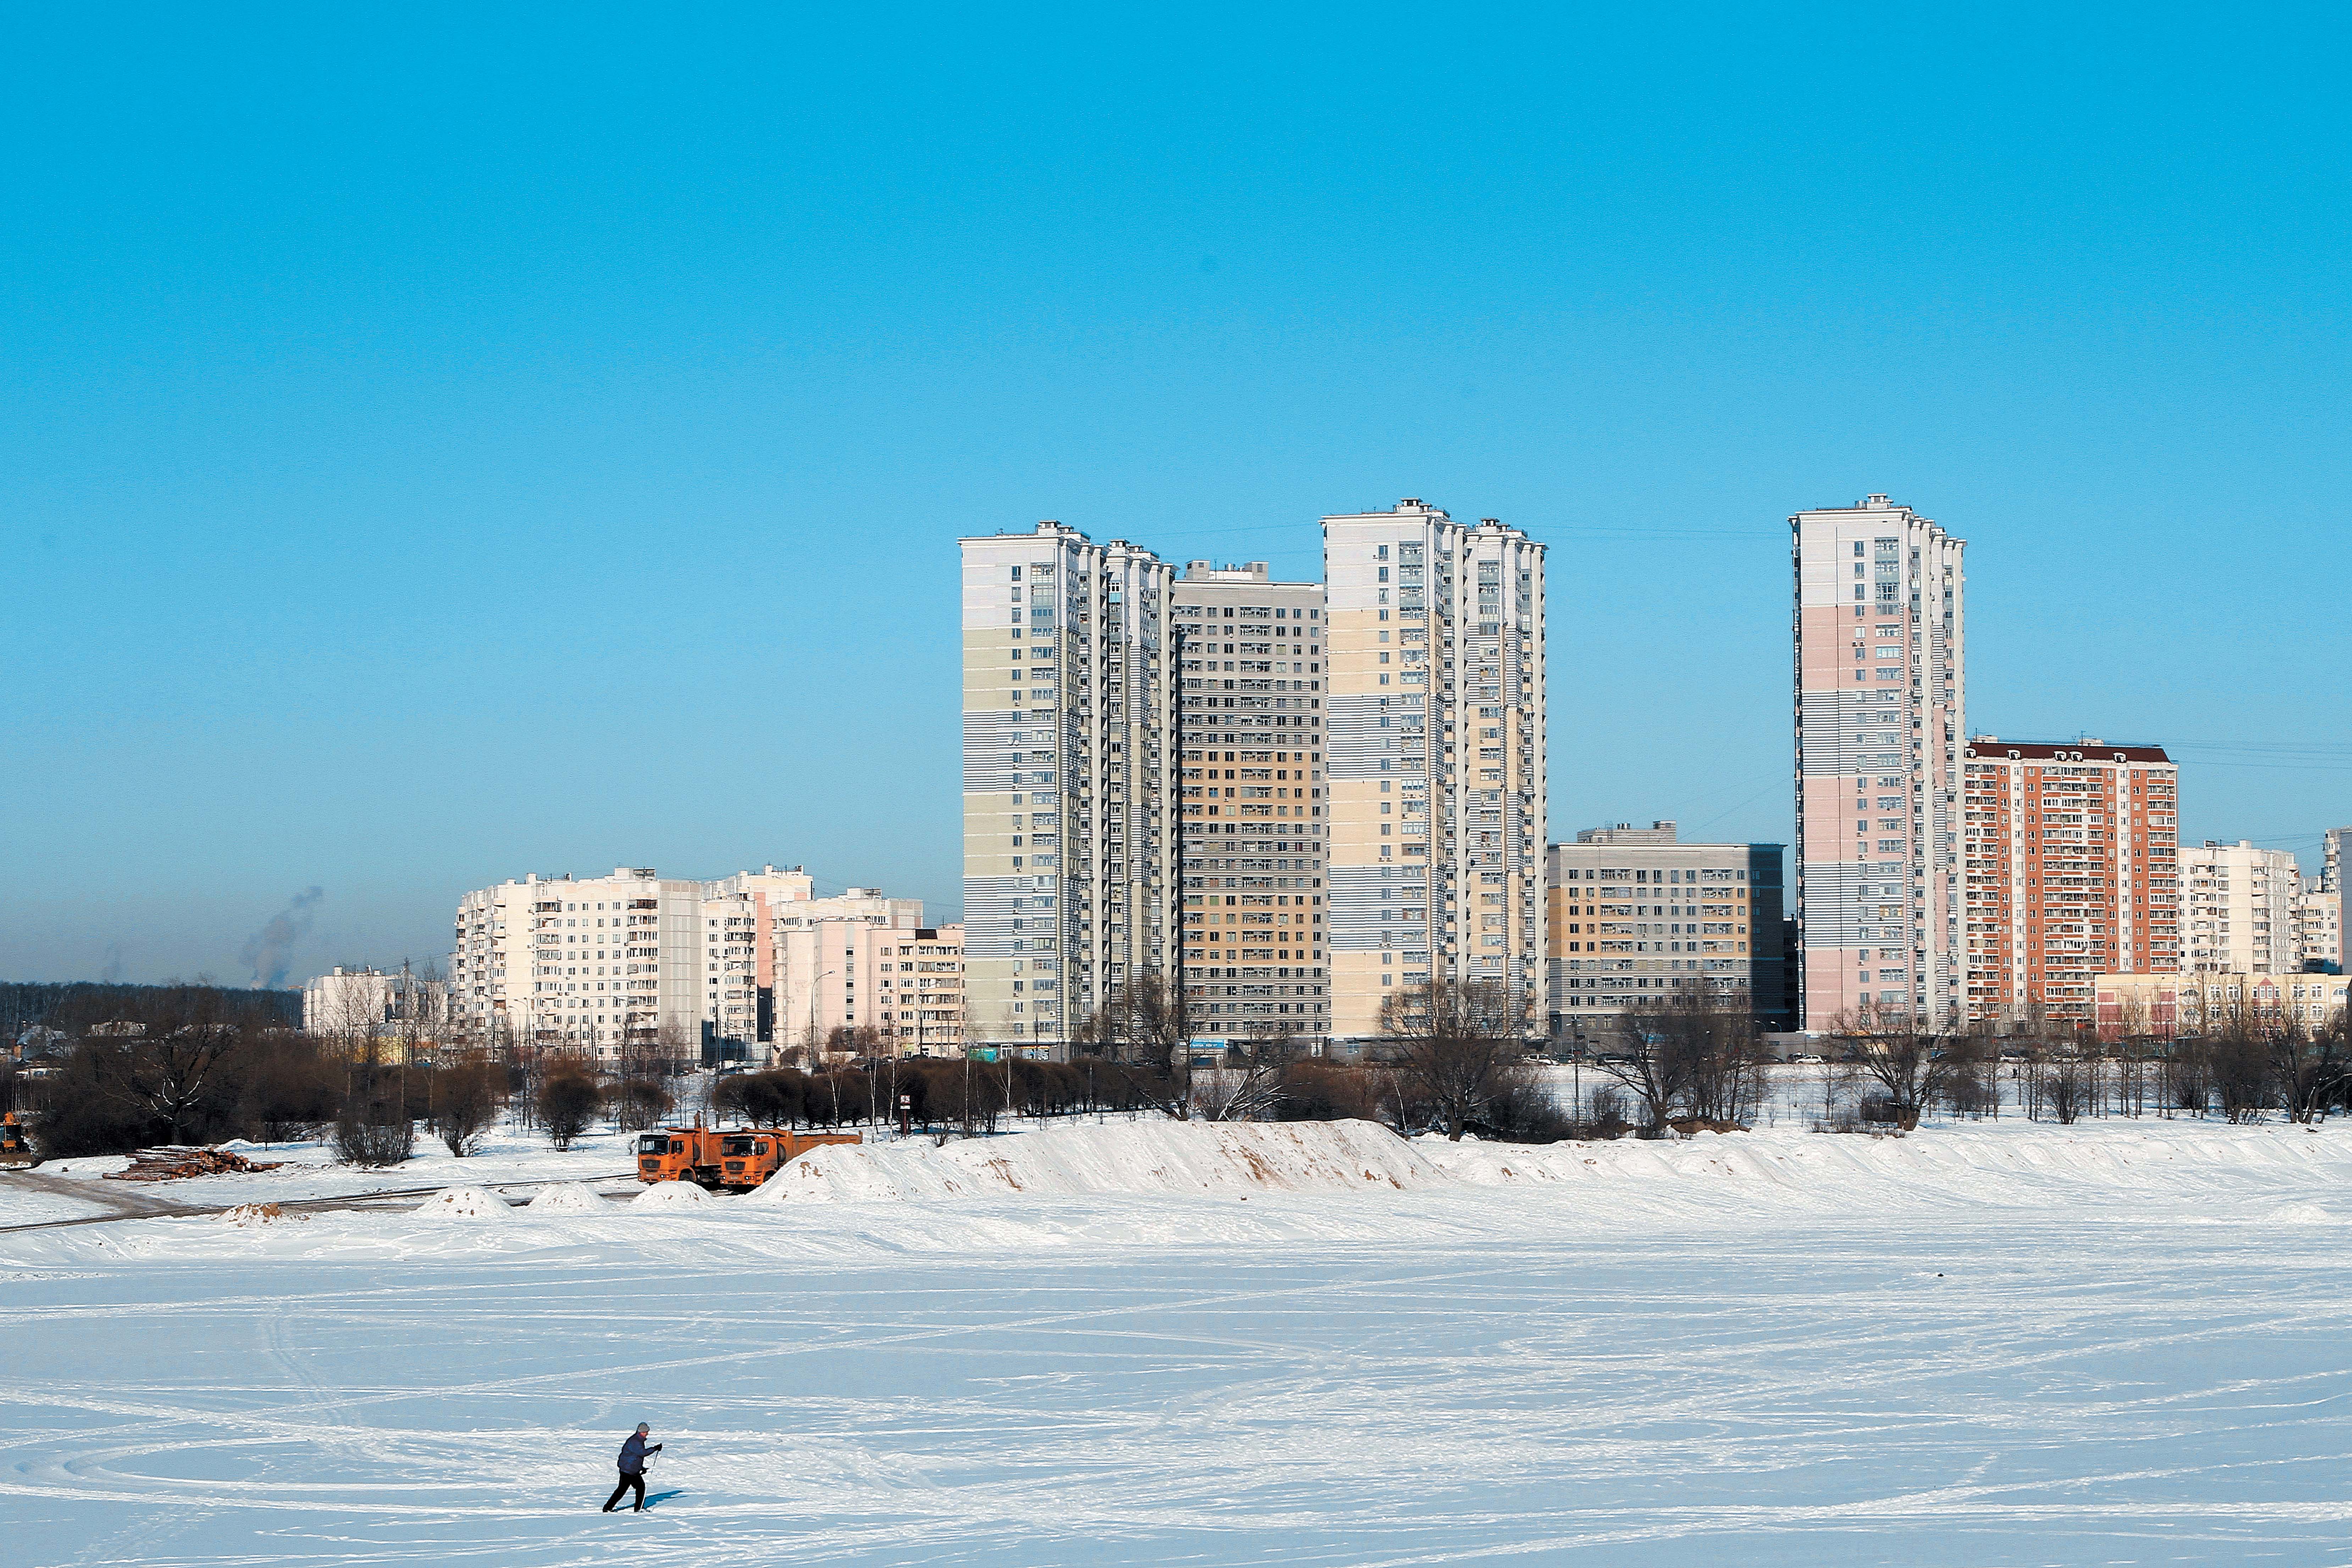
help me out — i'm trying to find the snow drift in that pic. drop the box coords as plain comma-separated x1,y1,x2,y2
632,1180,710,1206
524,1184,605,1212
412,1186,510,1220
747,1118,1439,1204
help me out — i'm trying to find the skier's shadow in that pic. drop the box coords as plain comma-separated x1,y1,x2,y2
642,1489,684,1510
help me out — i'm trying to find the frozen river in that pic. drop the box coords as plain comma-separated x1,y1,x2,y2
5,1118,2350,1566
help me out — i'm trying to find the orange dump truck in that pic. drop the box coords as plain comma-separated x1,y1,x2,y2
634,1125,861,1189
715,1129,862,1191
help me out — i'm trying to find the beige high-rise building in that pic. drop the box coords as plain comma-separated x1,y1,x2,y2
1791,495,1966,1027
1960,739,2181,1024
1172,561,1330,1037
2293,888,2342,972
962,523,1178,1054
1322,501,1546,1045
2181,840,2301,975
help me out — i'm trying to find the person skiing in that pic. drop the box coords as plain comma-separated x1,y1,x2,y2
602,1423,662,1512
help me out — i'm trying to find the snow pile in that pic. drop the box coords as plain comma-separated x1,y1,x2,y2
747,1118,1440,1204
524,1183,606,1212
632,1180,710,1206
412,1186,511,1220
215,1202,303,1228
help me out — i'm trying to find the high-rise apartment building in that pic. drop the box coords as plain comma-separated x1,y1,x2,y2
1791,495,1966,1027
961,523,1178,1053
1959,739,2180,1023
2181,840,2301,975
1323,501,1546,1044
1545,822,1789,1037
2324,828,2351,894
1172,560,1330,1035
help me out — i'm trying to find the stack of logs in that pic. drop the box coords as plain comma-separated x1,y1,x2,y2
105,1147,288,1181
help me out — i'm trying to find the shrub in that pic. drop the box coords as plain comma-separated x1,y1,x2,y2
537,1071,602,1150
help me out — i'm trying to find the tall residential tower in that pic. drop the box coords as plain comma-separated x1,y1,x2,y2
961,523,1178,1053
1172,560,1330,1036
1323,501,1546,1044
1792,495,1966,1027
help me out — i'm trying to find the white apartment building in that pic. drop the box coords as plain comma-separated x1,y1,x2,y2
961,522,1179,1054
1545,824,1790,1038
449,868,705,1058
2180,841,2300,976
1323,501,1547,1044
448,864,924,1062
301,966,449,1040
771,922,965,1060
1791,495,1966,1027
2293,888,2342,972
1173,560,1329,1036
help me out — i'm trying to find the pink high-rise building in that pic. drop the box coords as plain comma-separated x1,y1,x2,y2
1792,496,1966,1028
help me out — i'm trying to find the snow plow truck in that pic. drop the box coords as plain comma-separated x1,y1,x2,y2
635,1126,860,1190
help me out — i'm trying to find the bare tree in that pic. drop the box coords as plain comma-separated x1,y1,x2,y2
1099,972,1192,1112
1376,978,1529,1140
1592,993,1762,1136
1195,1029,1291,1123
1832,1001,1981,1130
430,1053,504,1156
2272,1011,2350,1125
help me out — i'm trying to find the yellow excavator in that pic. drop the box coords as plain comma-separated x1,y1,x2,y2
1,1112,37,1170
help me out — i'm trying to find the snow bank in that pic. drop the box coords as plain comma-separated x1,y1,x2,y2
215,1202,303,1228
525,1183,606,1212
747,1118,1440,1204
632,1180,710,1206
412,1186,511,1220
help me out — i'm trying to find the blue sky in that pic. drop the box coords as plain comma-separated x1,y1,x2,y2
6,4,2348,985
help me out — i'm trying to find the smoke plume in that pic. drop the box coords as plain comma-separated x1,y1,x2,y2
242,886,324,989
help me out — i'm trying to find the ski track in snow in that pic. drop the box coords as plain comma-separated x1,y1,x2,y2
4,1118,2352,1566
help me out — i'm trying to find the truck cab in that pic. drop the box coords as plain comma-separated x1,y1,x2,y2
635,1127,725,1186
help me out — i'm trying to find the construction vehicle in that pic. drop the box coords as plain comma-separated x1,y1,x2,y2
714,1129,860,1191
1,1112,37,1170
635,1125,860,1189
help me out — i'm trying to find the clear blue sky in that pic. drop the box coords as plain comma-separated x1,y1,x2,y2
6,5,2348,986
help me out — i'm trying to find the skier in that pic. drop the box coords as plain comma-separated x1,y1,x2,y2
602,1423,662,1512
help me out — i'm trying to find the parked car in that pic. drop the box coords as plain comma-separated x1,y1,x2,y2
1791,1053,1826,1064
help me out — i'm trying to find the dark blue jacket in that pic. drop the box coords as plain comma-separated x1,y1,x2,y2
618,1434,653,1473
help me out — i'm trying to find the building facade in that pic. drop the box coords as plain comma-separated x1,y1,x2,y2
1544,823,1788,1038
771,922,965,1060
301,966,449,1040
1172,560,1330,1035
699,869,923,1057
961,523,1178,1053
1322,501,1546,1043
449,868,705,1058
2095,970,2350,1040
1959,739,2181,1024
2181,840,2301,976
2293,888,2342,972
1791,494,1966,1027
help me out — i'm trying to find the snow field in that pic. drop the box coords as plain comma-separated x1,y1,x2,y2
5,1118,2352,1567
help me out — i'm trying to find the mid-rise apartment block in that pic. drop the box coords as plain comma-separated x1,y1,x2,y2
2293,888,2342,972
1960,739,2180,1023
1323,501,1546,1043
449,864,929,1061
771,922,965,1059
301,965,450,1040
2181,840,2301,975
961,523,1177,1053
1172,560,1329,1034
1791,495,1966,1027
1545,823,1789,1037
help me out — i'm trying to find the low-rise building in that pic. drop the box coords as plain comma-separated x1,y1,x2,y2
1545,822,1788,1039
2095,970,2350,1039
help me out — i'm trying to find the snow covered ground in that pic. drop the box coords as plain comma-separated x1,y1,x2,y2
6,1116,2352,1566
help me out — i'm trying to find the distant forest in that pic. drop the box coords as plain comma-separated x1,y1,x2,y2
2,981,302,1041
